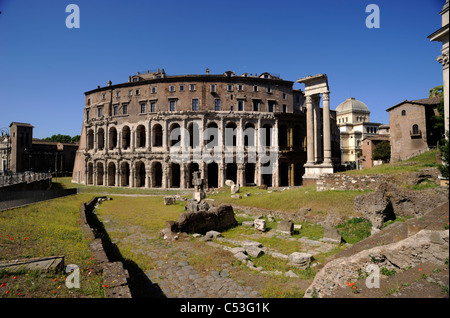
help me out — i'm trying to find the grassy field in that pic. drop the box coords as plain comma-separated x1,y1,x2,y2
0,194,104,298
206,185,364,217
343,150,439,175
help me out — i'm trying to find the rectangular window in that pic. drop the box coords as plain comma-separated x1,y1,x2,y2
169,85,175,92
267,87,272,94
97,107,103,117
128,90,133,97
238,84,243,91
268,101,275,112
102,93,106,100
295,95,300,103
116,91,120,98
179,85,185,92
135,89,140,95
151,87,157,94
113,105,118,116
87,98,91,106
122,104,128,115
252,100,259,111
170,100,176,111
227,85,233,91
150,102,156,113
140,103,146,114
192,98,199,111
282,93,286,100
86,110,90,121
238,100,244,111
253,85,258,92
283,104,287,113
190,84,196,91
214,99,221,111
211,84,216,92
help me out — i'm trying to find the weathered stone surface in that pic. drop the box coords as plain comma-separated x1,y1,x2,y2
287,252,313,269
166,204,237,235
0,256,65,273
322,227,342,244
233,252,249,262
185,199,210,212
355,182,449,228
245,246,265,258
254,219,266,232
164,196,175,205
230,194,242,199
242,221,254,227
231,184,240,194
304,229,449,298
277,220,294,235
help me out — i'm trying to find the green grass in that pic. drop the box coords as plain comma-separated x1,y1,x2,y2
343,150,439,176
335,217,372,244
208,185,363,217
0,194,104,298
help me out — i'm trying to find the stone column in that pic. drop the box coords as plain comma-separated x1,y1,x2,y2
313,95,322,163
305,95,314,164
322,92,332,164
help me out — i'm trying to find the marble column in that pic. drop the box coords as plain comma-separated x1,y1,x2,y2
305,95,314,164
322,92,332,163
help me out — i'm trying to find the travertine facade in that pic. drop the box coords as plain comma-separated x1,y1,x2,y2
72,69,339,188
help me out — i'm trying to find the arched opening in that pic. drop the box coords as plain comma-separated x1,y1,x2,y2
152,162,163,188
107,162,116,187
135,161,146,187
170,163,181,188
188,162,199,188
87,162,94,185
96,162,104,186
225,122,237,147
136,125,146,148
207,162,219,188
109,127,118,150
205,122,219,147
262,124,272,147
120,162,130,187
188,122,200,149
87,129,94,150
152,124,163,147
97,128,105,151
261,161,272,187
244,123,255,147
412,124,419,135
245,163,255,186
226,163,237,185
169,123,181,147
122,126,131,150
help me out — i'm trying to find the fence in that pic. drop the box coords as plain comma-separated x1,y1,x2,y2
0,172,52,188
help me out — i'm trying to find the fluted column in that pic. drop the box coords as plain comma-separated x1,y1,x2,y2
305,95,314,164
323,92,332,163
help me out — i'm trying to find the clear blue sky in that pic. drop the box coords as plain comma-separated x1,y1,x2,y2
0,0,445,139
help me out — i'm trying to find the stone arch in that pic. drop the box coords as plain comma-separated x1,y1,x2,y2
245,163,255,186
169,123,181,147
152,124,163,147
152,161,163,188
244,123,255,147
109,127,118,150
87,162,94,185
96,161,104,186
205,122,219,147
188,162,200,188
97,128,105,151
187,122,200,148
262,124,272,147
170,162,181,188
225,122,237,147
226,163,237,184
107,162,116,186
135,161,146,187
122,126,131,150
120,161,130,187
136,125,146,148
87,129,94,150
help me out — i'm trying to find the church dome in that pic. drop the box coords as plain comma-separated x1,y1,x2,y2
336,97,369,113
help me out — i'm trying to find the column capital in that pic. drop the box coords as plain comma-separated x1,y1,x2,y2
322,91,330,101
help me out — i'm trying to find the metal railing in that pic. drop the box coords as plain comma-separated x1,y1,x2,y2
0,171,52,188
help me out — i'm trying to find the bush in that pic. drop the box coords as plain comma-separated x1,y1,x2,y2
335,217,372,244
438,131,449,179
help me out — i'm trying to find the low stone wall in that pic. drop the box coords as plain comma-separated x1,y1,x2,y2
80,197,132,298
316,173,386,191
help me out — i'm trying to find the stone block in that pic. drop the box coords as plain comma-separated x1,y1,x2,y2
287,252,314,269
254,219,266,232
277,220,294,235
322,227,342,244
245,246,265,258
164,196,175,205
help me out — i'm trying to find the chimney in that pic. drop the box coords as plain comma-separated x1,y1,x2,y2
107,80,112,86
206,68,210,75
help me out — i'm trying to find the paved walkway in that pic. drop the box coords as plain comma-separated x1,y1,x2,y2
100,220,261,298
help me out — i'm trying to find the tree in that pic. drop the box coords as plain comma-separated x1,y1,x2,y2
71,135,80,143
43,134,79,143
372,141,391,162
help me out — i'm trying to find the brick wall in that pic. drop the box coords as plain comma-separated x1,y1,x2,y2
316,173,385,191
